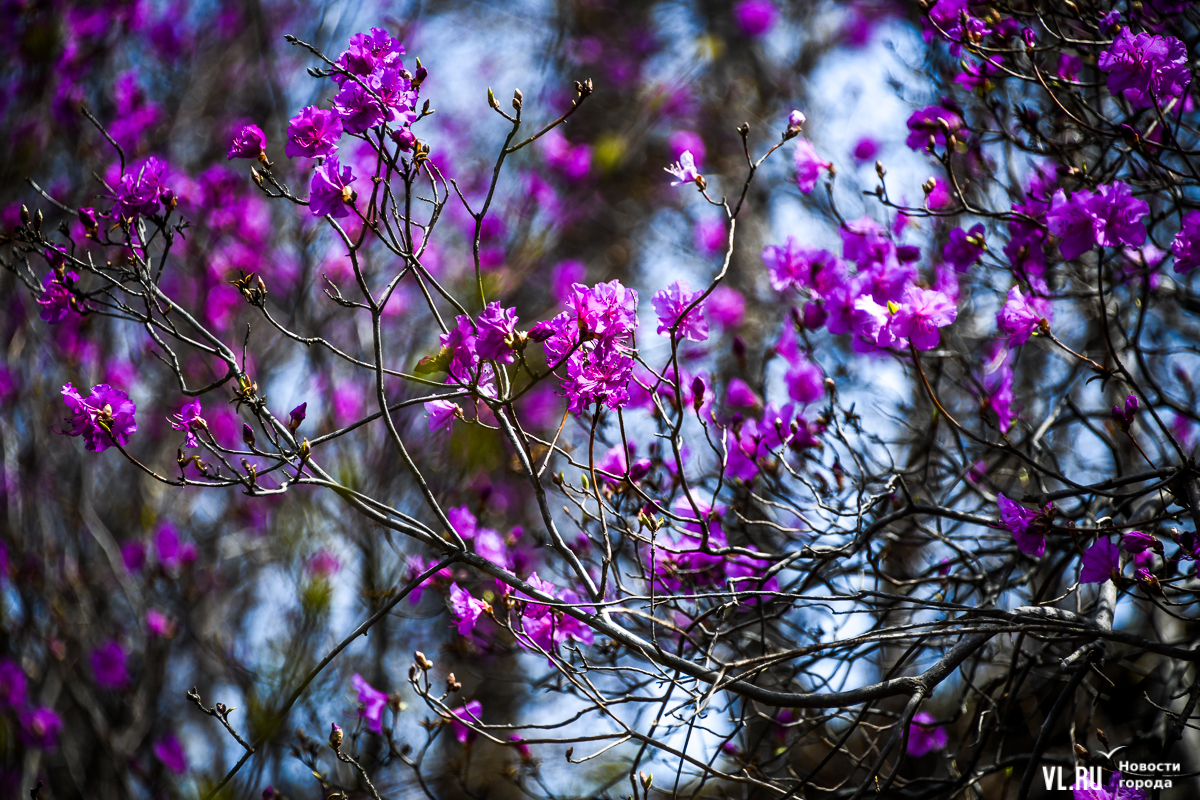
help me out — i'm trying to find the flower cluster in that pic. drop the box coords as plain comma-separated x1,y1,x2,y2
1046,182,1149,260
1098,27,1190,109
58,383,137,453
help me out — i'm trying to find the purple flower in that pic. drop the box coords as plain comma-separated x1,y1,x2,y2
890,285,957,351
122,541,147,572
371,67,419,126
542,131,592,183
113,157,167,219
332,28,406,86
425,399,460,433
980,341,1015,433
450,699,483,743
707,286,745,328
59,383,137,452
762,240,846,295
907,712,948,757
37,269,80,324
726,378,761,409
733,0,777,38
1047,188,1099,260
1112,394,1139,432
91,640,130,690
943,223,985,273
794,139,832,194
851,295,905,351
441,314,480,381
19,707,62,750
998,493,1050,558
153,733,189,774
146,609,174,638
288,402,308,432
997,286,1044,345
168,397,206,448
1089,182,1148,250
1073,770,1147,800
571,280,639,342
285,106,343,159
784,358,825,405
0,660,27,709
352,674,389,734
307,549,342,579
1080,538,1120,584
665,151,702,187
449,583,489,635
853,137,878,163
309,157,357,219
694,218,727,256
476,302,519,363
652,280,709,341
1121,531,1161,555
155,523,197,572
333,79,385,134
905,106,966,151
1171,211,1200,274
227,124,267,160
1098,27,1191,109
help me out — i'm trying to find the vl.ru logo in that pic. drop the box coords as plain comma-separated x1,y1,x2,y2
1041,764,1176,793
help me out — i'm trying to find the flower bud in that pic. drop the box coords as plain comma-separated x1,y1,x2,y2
512,88,523,111
415,650,433,670
329,722,343,749
242,423,256,448
447,673,462,692
19,204,30,226
79,206,98,234
487,87,499,110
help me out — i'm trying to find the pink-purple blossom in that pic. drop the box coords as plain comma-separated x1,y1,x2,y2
1047,183,1148,260
352,673,389,733
309,156,357,219
665,151,701,187
153,733,189,774
425,399,460,433
733,0,778,38
907,712,947,757
943,223,984,273
285,106,343,159
997,493,1051,558
996,286,1044,345
1171,210,1200,274
476,302,519,362
91,640,130,690
59,383,137,452
19,707,62,750
333,79,385,134
1098,27,1191,109
449,583,489,635
793,139,832,194
1080,538,1120,584
652,280,709,341
227,124,267,160
784,357,825,405
332,28,406,86
450,699,482,743
890,285,957,351
155,523,197,572
37,269,80,323
113,157,168,219
168,397,206,448
905,106,966,151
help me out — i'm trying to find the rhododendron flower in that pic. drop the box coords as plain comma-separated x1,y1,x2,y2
333,79,385,133
907,712,947,757
1072,770,1146,800
905,106,965,151
476,302,519,362
980,341,1015,433
997,493,1051,557
542,130,592,182
726,378,760,409
1098,28,1191,109
652,280,709,341
425,399,459,433
851,296,906,351
91,641,130,690
37,269,80,323
227,124,267,160
853,137,878,163
450,699,482,743
155,523,197,572
113,157,168,219
288,402,308,432
122,541,147,572
1046,188,1097,260
1080,538,1120,584
1121,531,1162,555
793,139,832,194
168,397,206,448
440,314,479,381
707,286,745,328
784,357,824,405
153,733,188,774
307,549,341,579
449,583,489,634
996,286,1044,345
19,707,62,750
665,151,701,187
309,157,357,218
285,106,343,158
943,223,984,273
1089,182,1149,250
1171,210,1200,274
332,28,405,86
890,286,957,350
352,674,389,733
733,0,777,38
1111,393,1139,432
146,609,174,638
59,383,137,452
